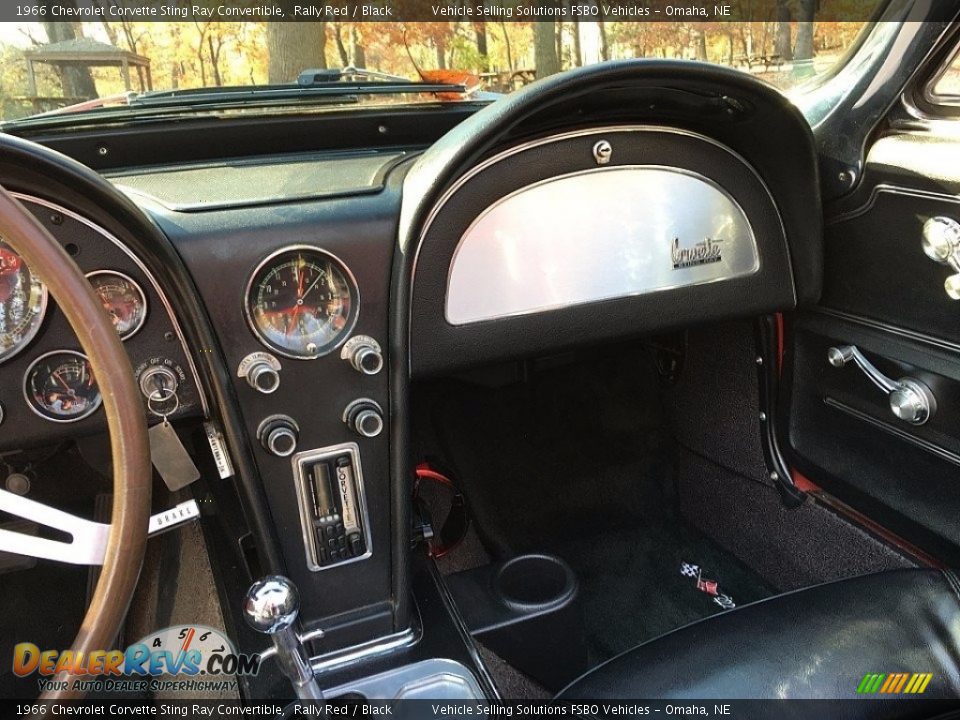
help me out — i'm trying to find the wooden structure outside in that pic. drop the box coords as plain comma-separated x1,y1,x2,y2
479,68,537,93
24,39,152,99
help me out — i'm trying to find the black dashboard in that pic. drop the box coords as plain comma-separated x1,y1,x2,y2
0,60,822,664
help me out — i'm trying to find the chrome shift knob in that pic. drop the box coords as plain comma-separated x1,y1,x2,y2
243,575,323,701
244,575,300,634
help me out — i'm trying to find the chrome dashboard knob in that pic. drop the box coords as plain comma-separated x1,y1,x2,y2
247,361,280,393
889,378,937,426
922,216,960,264
238,352,281,394
341,335,384,375
343,398,384,438
258,415,299,457
945,274,960,301
921,217,960,301
243,575,300,634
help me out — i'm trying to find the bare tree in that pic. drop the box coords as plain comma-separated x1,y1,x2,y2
473,22,489,73
571,22,582,68
534,22,561,78
794,0,817,62
774,0,792,60
332,23,350,66
351,26,366,68
267,23,327,83
498,22,514,71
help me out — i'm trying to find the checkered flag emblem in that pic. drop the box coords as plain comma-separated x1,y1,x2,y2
680,562,700,578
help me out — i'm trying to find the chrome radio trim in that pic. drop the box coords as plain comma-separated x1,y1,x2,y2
290,441,374,572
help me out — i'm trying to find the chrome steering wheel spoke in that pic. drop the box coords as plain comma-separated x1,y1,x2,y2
0,488,201,565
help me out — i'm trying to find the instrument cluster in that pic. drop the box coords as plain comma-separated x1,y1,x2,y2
0,256,152,422
0,195,203,448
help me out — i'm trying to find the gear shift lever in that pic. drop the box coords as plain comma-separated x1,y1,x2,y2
244,575,324,701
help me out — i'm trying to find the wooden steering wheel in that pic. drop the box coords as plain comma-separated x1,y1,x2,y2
0,185,151,701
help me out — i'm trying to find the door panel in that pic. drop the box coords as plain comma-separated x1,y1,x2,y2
784,131,960,564
786,312,960,563
824,186,960,345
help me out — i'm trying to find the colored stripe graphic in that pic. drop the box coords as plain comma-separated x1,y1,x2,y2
858,673,932,694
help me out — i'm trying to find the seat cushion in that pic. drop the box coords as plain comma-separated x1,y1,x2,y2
558,569,960,701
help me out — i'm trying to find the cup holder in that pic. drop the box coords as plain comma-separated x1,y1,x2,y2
446,552,587,690
494,554,576,612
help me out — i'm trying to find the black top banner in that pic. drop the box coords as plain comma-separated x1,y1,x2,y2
6,0,887,23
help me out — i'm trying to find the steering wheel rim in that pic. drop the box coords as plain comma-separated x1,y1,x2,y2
0,185,152,702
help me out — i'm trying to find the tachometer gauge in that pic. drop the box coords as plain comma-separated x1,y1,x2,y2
245,247,358,359
87,270,147,340
24,350,102,422
0,242,47,364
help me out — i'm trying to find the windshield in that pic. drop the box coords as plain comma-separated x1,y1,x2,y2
0,16,879,123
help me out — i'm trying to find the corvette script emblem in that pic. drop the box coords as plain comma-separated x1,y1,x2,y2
671,237,723,269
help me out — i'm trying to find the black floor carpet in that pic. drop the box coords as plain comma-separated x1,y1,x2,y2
548,518,772,660
416,346,774,664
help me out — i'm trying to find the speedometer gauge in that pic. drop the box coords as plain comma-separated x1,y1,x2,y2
87,270,147,340
245,247,358,359
24,350,101,422
0,242,47,364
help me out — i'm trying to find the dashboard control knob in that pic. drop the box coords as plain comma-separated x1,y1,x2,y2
343,399,384,438
922,216,960,264
889,379,937,426
238,352,282,394
946,274,960,301
921,217,960,301
341,335,384,375
258,415,299,457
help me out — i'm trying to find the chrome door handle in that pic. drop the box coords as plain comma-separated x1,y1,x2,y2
828,345,937,425
921,216,960,300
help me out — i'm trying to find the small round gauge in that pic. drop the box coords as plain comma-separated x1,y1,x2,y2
0,241,47,364
245,246,359,359
87,270,147,340
24,350,102,423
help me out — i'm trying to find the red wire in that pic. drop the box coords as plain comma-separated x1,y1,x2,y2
413,463,460,558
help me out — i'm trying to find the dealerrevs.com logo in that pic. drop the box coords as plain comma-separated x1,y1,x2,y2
13,625,260,694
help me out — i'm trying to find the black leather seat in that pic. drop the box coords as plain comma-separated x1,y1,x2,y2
558,569,960,705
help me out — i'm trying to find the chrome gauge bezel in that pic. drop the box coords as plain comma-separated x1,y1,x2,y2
0,242,48,365
23,349,103,423
85,269,148,341
244,245,360,360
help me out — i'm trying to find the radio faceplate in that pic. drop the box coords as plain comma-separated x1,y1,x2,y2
291,442,373,571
